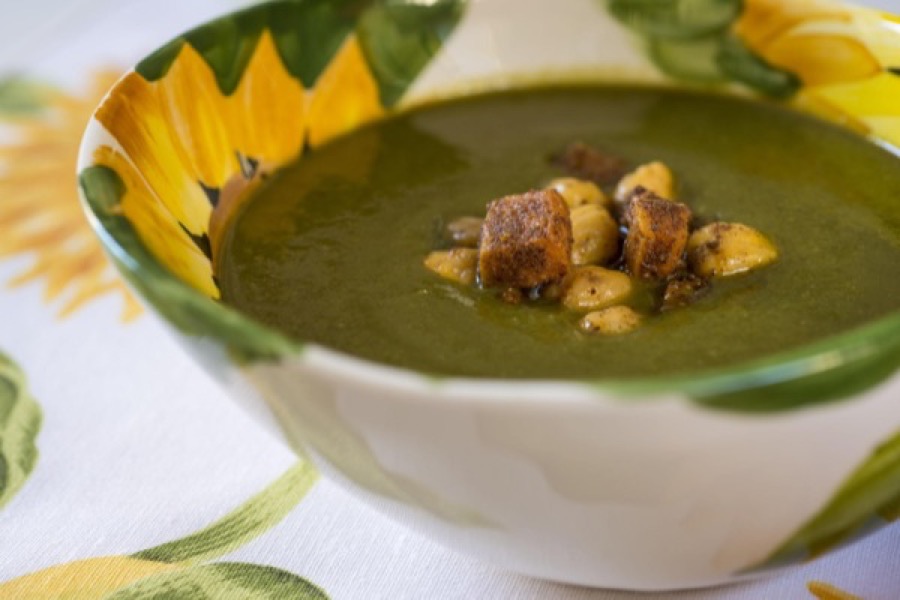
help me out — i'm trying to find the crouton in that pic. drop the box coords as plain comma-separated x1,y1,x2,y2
624,188,692,280
479,189,573,288
662,271,709,311
551,142,627,185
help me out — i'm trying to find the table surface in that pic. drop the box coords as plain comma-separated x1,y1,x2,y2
1,1,899,598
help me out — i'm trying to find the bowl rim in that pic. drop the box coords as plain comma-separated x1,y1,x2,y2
76,0,900,410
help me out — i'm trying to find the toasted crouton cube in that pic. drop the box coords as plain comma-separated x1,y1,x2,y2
552,142,627,185
624,188,692,280
479,190,573,288
662,272,709,311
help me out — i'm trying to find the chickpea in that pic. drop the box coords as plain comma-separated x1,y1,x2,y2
424,248,479,285
688,222,778,278
570,204,620,266
579,306,643,335
547,177,611,209
615,161,676,203
562,266,633,312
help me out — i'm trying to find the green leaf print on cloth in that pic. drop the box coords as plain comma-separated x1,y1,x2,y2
0,350,42,510
105,562,327,600
0,461,326,598
134,460,318,565
0,76,55,117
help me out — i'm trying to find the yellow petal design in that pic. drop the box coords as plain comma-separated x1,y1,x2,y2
0,556,176,600
226,31,307,166
792,90,870,136
95,72,212,236
763,30,880,86
801,72,900,147
307,35,385,148
736,0,882,87
810,70,900,116
94,146,219,299
852,11,900,66
156,43,241,188
93,27,392,301
737,0,850,51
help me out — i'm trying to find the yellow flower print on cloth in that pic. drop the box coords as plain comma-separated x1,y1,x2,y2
807,580,865,600
83,0,464,300
0,462,325,599
0,72,142,321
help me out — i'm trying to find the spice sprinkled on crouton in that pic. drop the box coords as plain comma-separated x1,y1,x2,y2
624,188,692,280
425,147,778,338
662,272,709,311
479,189,573,288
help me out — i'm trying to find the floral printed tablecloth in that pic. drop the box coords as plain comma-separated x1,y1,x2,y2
1,1,900,598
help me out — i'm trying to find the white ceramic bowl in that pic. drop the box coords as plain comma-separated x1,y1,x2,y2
78,0,900,590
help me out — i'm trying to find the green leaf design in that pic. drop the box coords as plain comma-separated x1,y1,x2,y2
135,39,186,83
0,76,55,117
716,35,800,99
607,1,802,99
134,0,465,98
608,0,741,40
356,0,465,107
183,9,268,96
647,34,728,83
268,0,367,88
135,1,360,93
133,460,318,565
105,562,328,600
768,429,900,564
137,5,268,95
0,351,42,510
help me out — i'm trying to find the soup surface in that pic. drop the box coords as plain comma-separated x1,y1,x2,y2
217,86,900,379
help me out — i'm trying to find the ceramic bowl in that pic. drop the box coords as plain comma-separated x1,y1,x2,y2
78,0,900,590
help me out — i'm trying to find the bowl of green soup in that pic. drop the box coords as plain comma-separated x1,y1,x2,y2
78,0,900,590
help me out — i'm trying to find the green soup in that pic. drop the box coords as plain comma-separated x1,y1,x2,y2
217,86,900,379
